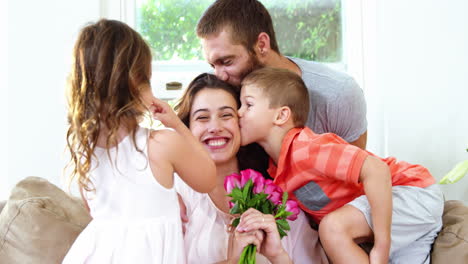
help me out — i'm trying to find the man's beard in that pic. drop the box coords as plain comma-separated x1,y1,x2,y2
238,53,264,85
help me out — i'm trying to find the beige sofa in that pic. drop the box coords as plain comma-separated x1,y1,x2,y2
0,177,467,263
0,177,91,263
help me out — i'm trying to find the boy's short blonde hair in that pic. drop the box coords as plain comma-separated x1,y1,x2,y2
242,67,309,127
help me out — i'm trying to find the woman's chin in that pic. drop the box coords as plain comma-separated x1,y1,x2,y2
211,154,238,166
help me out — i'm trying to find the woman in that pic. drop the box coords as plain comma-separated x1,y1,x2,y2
174,73,328,263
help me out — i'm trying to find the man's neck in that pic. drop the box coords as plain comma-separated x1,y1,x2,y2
264,52,302,76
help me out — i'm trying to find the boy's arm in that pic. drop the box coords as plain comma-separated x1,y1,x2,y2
359,155,392,263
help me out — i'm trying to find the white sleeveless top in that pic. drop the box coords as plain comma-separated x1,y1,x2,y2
63,127,185,264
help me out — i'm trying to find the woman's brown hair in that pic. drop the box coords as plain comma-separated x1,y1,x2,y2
66,19,152,192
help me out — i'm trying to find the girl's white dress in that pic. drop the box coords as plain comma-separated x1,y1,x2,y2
63,127,185,264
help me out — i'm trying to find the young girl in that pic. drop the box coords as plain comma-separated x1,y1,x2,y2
63,19,216,263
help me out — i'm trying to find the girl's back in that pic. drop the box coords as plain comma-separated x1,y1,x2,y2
63,126,185,263
64,19,215,263
87,127,179,218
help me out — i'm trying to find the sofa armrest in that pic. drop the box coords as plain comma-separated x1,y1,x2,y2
431,200,468,263
0,176,91,263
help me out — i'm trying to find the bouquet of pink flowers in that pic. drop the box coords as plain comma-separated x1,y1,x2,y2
224,169,300,264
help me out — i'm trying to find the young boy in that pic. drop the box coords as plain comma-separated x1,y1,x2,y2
237,67,444,264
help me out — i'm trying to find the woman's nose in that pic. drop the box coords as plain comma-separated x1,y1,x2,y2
208,119,223,133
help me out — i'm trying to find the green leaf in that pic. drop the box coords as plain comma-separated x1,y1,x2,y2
231,217,240,228
439,160,468,184
261,200,273,215
230,202,241,215
282,191,289,205
277,227,287,238
276,219,291,231
242,179,253,200
231,188,243,201
283,211,293,218
274,205,286,218
247,195,260,208
245,193,267,209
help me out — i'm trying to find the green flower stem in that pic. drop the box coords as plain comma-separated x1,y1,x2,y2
238,244,256,264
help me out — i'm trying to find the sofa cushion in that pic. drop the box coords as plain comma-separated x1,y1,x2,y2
0,176,91,264
431,200,468,263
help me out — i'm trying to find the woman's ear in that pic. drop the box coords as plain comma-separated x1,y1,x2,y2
273,106,291,126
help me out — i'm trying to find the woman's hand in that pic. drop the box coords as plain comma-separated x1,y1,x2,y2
227,227,264,263
236,208,292,263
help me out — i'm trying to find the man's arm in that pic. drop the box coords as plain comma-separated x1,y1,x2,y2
329,76,368,149
349,131,367,149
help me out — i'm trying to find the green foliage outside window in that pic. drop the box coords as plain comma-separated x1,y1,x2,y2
137,0,341,62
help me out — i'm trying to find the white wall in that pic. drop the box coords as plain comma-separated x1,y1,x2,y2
2,0,468,203
0,0,9,200
367,0,468,202
2,0,100,200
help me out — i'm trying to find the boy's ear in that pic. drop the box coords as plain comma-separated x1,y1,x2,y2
273,106,291,126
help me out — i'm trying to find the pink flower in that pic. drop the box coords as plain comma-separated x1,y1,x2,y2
285,200,300,221
239,170,251,187
240,169,266,194
224,173,241,193
228,201,235,209
264,180,283,204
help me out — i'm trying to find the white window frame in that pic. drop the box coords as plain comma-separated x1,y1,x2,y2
101,0,365,100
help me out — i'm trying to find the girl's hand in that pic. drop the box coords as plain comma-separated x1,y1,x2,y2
150,97,182,129
236,208,289,262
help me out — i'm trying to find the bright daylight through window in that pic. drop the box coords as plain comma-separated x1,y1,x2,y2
134,0,342,100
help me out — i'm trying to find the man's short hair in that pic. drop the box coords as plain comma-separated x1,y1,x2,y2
242,67,310,127
196,0,280,55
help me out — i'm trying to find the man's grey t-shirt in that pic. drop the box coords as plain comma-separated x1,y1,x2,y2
288,57,367,142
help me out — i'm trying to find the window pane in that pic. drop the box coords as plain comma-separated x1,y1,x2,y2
136,0,342,62
264,0,342,62
134,0,342,100
136,0,212,60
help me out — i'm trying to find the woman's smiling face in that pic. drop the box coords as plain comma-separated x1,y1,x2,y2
189,88,241,165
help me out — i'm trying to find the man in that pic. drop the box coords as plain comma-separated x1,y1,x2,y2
197,0,367,149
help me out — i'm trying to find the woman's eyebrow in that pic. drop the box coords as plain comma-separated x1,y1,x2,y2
219,106,236,111
192,106,236,116
192,108,209,116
